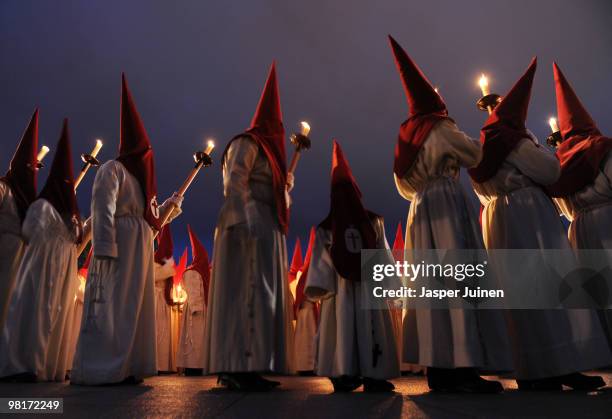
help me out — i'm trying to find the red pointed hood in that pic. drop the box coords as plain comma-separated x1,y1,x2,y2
38,119,82,242
155,224,174,264
288,237,303,284
388,35,451,178
392,222,405,262
173,247,188,286
223,62,289,234
186,224,211,301
546,63,612,197
319,140,378,282
553,62,600,140
116,73,161,230
294,227,317,319
79,247,93,278
469,57,537,183
2,109,40,222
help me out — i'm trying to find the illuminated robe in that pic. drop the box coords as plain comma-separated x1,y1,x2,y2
395,120,512,371
472,135,612,378
70,161,179,384
0,181,25,330
0,199,78,381
65,270,86,371
304,217,399,379
154,260,176,372
294,279,317,372
177,269,206,369
553,152,612,348
202,136,294,374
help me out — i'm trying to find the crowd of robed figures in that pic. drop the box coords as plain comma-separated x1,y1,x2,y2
0,35,611,393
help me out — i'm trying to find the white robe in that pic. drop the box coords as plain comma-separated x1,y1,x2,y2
294,299,317,372
65,271,86,371
472,135,612,379
0,198,78,381
395,120,512,371
0,181,26,330
71,160,178,385
553,151,612,348
177,269,206,369
203,136,294,374
154,260,176,372
305,218,400,379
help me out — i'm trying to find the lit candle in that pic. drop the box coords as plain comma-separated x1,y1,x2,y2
205,139,215,155
434,87,439,93
36,145,50,162
548,117,559,133
91,139,103,159
300,121,311,137
479,73,490,97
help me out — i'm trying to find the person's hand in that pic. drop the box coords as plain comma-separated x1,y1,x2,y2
286,172,295,192
167,192,184,209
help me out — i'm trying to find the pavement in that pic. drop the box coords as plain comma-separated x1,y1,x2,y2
0,373,610,418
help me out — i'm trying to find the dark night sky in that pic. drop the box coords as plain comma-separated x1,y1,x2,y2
1,0,611,259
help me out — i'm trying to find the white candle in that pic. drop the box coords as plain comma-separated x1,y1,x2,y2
548,117,559,133
36,145,50,162
205,139,215,155
300,121,311,137
91,139,103,158
479,74,490,97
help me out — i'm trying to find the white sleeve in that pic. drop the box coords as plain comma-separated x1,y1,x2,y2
394,173,416,201
222,137,258,227
91,162,120,258
304,228,337,301
507,138,560,186
438,120,482,168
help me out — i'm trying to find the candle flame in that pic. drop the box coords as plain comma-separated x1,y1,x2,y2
548,117,559,133
434,87,439,93
205,139,215,155
300,121,311,137
478,73,490,96
36,145,50,162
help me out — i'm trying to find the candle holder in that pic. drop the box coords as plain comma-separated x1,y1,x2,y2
30,161,44,170
81,153,101,167
289,132,311,152
546,131,562,148
476,93,502,112
193,150,213,168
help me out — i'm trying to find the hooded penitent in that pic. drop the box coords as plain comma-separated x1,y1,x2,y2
174,247,188,286
1,109,39,222
388,35,451,179
288,237,303,284
38,119,82,242
294,227,317,322
116,74,161,231
155,224,174,305
186,224,211,303
222,62,289,233
78,247,93,278
469,58,538,183
319,141,378,282
546,63,612,197
392,222,404,262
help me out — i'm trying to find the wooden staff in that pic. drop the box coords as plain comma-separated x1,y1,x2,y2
153,140,216,239
288,121,312,176
74,139,103,190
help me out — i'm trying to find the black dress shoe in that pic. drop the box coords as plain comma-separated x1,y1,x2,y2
0,372,37,383
119,376,143,385
249,373,281,389
456,372,503,394
517,377,562,391
218,373,252,391
363,377,395,393
184,368,203,376
558,373,606,390
427,367,457,392
330,376,362,392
